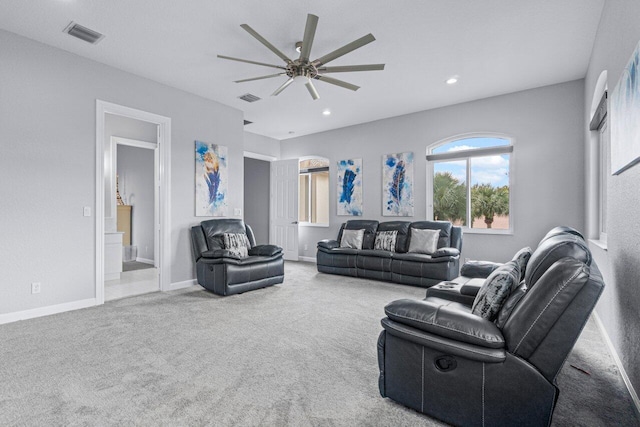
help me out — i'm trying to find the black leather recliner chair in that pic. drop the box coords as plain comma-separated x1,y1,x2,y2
377,229,604,426
191,219,284,296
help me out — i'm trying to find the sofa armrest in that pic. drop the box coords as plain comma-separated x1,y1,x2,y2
460,260,502,278
318,239,339,250
201,249,243,260
384,299,504,349
431,247,460,258
248,245,282,257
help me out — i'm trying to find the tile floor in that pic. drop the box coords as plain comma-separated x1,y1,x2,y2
105,267,159,301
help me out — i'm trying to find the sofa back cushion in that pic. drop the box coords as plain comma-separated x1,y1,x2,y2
409,221,453,249
378,221,411,252
201,219,247,250
538,225,584,246
338,220,379,250
525,234,591,289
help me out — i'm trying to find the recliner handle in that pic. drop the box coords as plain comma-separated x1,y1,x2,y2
434,355,457,372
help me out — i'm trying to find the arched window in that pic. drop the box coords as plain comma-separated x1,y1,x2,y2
427,135,513,233
299,157,329,225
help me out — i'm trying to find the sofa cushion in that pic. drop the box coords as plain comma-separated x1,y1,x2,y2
525,234,591,289
461,260,501,278
374,230,398,252
340,229,365,249
338,220,379,249
248,245,283,257
471,261,521,321
202,218,246,249
223,233,250,258
409,221,453,249
408,228,439,254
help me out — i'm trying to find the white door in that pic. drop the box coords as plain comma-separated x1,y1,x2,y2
270,159,299,260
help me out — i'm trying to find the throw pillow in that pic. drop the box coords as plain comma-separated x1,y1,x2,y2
340,229,365,249
408,228,440,255
223,233,250,258
374,230,398,252
511,247,532,281
471,260,521,321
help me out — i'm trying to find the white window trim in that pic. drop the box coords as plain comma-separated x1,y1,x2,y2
426,132,514,235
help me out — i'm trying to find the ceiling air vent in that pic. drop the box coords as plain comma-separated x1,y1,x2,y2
239,93,261,103
243,120,253,126
64,22,105,44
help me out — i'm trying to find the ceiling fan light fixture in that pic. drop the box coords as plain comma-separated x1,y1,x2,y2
295,41,303,53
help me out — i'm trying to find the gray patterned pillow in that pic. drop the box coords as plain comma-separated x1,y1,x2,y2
511,247,532,281
471,260,521,321
374,230,398,252
223,233,250,258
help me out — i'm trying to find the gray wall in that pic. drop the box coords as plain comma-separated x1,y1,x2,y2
244,157,270,245
280,80,586,262
584,0,640,402
0,29,243,315
244,131,280,159
117,145,155,262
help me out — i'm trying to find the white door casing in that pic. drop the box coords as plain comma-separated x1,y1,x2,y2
270,159,299,261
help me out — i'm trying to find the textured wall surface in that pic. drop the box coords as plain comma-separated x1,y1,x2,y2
280,80,586,263
0,29,242,315
244,157,270,245
584,0,640,403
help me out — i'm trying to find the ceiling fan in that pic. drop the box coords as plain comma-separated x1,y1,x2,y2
218,13,385,100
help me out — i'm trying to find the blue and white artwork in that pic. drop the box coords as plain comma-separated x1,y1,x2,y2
195,141,228,216
337,158,363,216
382,152,414,216
611,39,640,175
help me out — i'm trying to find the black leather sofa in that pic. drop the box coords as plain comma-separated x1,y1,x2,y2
317,220,462,287
191,219,284,296
377,227,604,426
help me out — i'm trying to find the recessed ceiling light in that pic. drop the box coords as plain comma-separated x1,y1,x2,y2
446,76,459,85
322,109,331,116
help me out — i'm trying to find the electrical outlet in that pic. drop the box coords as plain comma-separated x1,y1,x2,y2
83,206,91,217
31,282,41,294
234,208,242,216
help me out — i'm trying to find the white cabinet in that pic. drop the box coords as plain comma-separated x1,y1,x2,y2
105,232,124,281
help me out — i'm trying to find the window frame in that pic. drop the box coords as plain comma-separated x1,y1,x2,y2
426,133,515,235
598,119,609,244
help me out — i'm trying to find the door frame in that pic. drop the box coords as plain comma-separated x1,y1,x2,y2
95,100,171,305
270,158,300,261
112,136,160,268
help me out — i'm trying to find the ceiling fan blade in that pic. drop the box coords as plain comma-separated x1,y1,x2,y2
271,78,294,96
299,14,319,63
240,24,292,64
315,75,360,91
318,64,385,73
312,33,376,67
217,55,286,70
234,73,285,83
305,80,320,100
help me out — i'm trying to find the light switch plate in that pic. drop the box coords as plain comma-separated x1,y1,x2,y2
83,206,91,217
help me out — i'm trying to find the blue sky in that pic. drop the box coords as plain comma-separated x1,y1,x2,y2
433,137,509,187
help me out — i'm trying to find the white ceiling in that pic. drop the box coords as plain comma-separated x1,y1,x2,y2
0,0,604,140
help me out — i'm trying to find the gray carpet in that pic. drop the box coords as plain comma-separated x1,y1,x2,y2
0,262,638,426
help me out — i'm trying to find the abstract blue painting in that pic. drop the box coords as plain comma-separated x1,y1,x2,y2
382,152,414,216
611,39,640,175
337,158,363,216
195,141,228,216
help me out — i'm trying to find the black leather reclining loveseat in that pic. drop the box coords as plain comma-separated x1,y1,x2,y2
317,220,462,287
191,219,284,296
377,227,604,426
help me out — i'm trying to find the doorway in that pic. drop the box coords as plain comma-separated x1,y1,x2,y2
95,100,171,305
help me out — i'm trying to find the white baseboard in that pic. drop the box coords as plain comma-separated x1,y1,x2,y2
136,257,155,265
593,312,640,418
0,298,96,325
168,279,198,291
298,256,317,263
